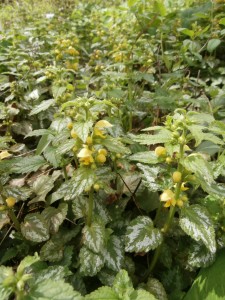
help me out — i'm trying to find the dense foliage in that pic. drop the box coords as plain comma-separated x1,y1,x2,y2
0,0,225,299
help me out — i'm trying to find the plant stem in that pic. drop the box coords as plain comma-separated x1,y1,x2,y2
7,208,21,232
149,143,185,274
87,189,94,227
63,165,68,181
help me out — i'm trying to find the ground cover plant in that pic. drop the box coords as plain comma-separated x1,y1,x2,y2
0,0,225,299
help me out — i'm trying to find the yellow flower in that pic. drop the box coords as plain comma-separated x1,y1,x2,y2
181,182,189,191
0,151,11,160
94,120,113,139
77,147,93,165
94,120,113,129
77,148,92,158
160,189,176,208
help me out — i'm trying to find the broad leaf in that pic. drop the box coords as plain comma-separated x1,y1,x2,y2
113,269,133,298
100,137,130,154
73,121,93,143
10,156,46,174
179,205,216,253
207,38,221,53
133,129,172,145
82,222,105,253
29,99,55,116
130,289,156,300
26,279,83,300
184,250,225,300
187,125,223,146
41,203,68,234
187,243,215,269
0,266,14,300
53,168,96,200
40,239,64,262
104,235,124,272
145,278,168,300
17,253,40,277
125,216,163,253
79,246,104,276
85,287,119,300
129,151,158,164
137,163,161,192
21,213,50,243
182,153,214,185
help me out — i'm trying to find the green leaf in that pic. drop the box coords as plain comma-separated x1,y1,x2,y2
187,243,215,269
52,85,67,99
0,212,10,230
137,163,161,192
31,266,70,285
29,99,55,116
44,146,62,167
133,129,172,145
17,253,40,277
82,222,105,253
73,121,93,143
85,286,119,300
113,269,133,298
10,156,46,174
179,205,216,253
130,289,157,300
54,168,96,200
30,174,55,204
41,203,68,234
72,196,88,220
187,112,215,124
125,216,163,253
184,250,225,300
79,246,104,276
182,153,214,185
207,39,221,53
187,125,223,146
40,239,64,262
0,266,14,300
129,151,158,164
36,134,52,155
219,17,225,25
145,278,168,300
104,235,124,272
21,213,50,243
26,279,83,300
179,28,195,38
100,137,130,154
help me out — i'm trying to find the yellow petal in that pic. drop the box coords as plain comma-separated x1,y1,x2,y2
181,182,189,191
160,189,174,202
164,201,171,208
95,120,113,128
0,150,11,160
94,128,106,138
77,148,92,158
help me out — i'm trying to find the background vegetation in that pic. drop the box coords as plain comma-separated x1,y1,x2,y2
0,0,224,299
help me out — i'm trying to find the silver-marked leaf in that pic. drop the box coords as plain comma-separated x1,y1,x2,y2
129,151,158,164
113,269,133,297
137,163,161,192
125,216,163,253
10,156,46,174
145,278,168,300
83,222,105,253
27,279,83,300
40,239,64,262
21,213,50,243
182,153,214,185
188,125,223,146
104,235,124,272
54,168,96,200
73,121,93,143
187,243,215,269
41,203,68,234
0,266,14,300
100,137,130,154
179,205,216,253
29,99,55,116
79,246,104,276
133,129,172,145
